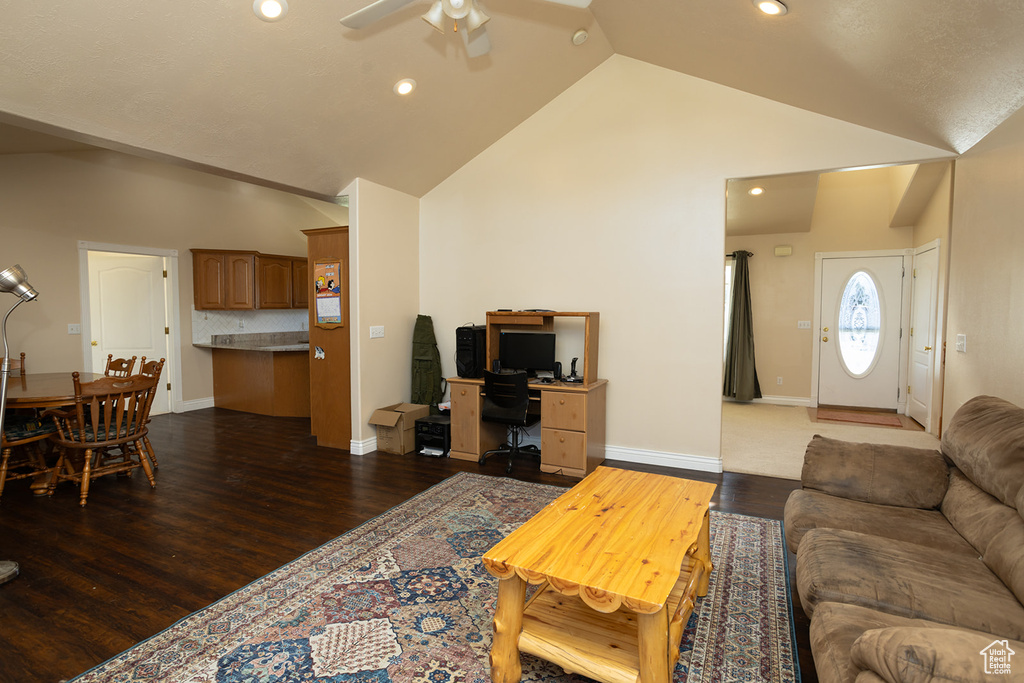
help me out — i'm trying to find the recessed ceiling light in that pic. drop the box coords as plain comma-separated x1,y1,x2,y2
753,0,788,16
394,78,417,96
748,187,765,196
254,0,288,21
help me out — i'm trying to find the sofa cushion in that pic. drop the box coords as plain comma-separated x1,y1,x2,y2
784,489,975,555
809,603,965,683
942,468,1024,607
941,395,1024,508
801,435,948,509
797,528,1024,639
852,625,1023,683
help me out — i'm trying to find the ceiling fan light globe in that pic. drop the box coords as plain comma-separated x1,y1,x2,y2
422,1,446,32
441,0,471,20
465,6,489,33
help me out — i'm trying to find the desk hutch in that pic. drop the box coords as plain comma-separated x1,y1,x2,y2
448,311,606,478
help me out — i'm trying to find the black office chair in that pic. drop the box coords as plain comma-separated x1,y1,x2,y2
478,371,540,474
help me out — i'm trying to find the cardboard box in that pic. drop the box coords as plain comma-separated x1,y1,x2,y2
369,403,431,454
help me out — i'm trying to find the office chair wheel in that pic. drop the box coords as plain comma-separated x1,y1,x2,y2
506,458,514,474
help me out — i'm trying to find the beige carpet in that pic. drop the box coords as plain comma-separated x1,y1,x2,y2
722,401,940,480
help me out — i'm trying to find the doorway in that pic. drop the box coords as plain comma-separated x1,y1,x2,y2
78,242,180,415
813,251,910,411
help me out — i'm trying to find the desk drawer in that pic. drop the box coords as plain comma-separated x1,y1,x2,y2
541,428,587,468
542,391,586,431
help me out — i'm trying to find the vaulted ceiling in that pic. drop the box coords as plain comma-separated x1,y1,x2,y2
2,0,1023,199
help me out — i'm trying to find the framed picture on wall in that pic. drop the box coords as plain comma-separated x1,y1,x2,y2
313,259,344,328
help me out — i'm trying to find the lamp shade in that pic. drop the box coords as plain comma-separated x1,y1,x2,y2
0,265,38,302
422,0,445,32
465,5,489,33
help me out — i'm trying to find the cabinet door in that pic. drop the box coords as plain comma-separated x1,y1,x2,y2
193,251,227,310
225,253,256,310
292,258,309,309
257,256,292,309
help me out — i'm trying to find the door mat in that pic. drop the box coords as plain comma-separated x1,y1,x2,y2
814,408,904,428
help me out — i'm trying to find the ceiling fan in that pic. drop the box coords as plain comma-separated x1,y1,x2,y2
340,0,592,58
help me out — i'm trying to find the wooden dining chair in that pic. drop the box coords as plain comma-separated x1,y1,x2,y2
1,352,26,377
137,357,165,467
103,354,137,378
0,413,57,501
44,372,158,506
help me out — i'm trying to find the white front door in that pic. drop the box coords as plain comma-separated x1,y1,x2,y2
87,251,170,415
908,246,939,428
818,255,906,409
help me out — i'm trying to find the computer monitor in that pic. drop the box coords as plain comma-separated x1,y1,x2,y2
498,331,556,375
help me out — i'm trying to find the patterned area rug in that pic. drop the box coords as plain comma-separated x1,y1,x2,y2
70,473,799,683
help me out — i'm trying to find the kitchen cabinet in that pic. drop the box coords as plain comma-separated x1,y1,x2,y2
192,250,256,310
257,255,293,309
191,249,306,310
292,258,308,308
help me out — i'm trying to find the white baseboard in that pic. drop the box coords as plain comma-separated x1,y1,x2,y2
176,397,215,412
605,445,723,473
725,395,811,408
350,436,377,455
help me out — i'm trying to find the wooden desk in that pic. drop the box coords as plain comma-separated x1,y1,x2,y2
4,372,104,409
483,467,716,683
447,377,607,478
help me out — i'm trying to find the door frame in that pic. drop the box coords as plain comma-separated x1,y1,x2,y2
911,238,945,434
77,241,182,413
811,248,914,411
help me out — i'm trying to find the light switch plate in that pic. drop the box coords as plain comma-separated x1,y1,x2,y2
68,323,82,335
797,320,811,329
956,334,967,352
370,325,385,339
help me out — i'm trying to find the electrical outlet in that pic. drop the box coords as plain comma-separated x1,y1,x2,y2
369,325,385,339
777,376,783,385
238,319,245,329
67,323,81,335
797,320,811,329
956,334,967,353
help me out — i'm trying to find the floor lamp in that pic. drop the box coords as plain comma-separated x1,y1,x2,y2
0,264,39,585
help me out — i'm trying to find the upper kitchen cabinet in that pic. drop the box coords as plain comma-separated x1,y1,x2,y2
193,250,257,310
292,258,309,309
192,249,306,310
257,255,293,309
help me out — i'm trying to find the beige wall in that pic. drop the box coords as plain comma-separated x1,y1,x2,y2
420,55,948,468
725,167,919,401
0,150,344,404
944,107,1024,418
349,178,420,446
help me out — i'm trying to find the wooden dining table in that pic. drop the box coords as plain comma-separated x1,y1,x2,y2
4,372,104,410
4,372,104,494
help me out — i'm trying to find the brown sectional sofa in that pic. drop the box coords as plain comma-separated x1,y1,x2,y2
784,395,1024,683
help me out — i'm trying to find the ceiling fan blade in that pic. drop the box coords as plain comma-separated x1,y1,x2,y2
340,0,419,29
534,0,591,7
462,24,491,58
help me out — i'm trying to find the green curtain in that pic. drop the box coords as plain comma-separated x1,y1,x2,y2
723,251,762,401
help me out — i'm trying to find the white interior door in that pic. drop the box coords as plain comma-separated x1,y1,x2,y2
818,255,905,409
907,247,939,428
87,251,170,415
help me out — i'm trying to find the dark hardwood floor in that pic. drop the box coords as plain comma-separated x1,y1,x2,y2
0,408,813,683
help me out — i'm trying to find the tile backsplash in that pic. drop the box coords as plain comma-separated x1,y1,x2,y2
191,308,308,344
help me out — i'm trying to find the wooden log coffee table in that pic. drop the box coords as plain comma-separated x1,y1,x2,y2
482,466,717,683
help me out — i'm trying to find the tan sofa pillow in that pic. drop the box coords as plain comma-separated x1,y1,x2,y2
942,395,1024,508
801,435,948,509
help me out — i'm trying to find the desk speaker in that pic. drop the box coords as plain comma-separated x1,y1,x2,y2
455,325,486,378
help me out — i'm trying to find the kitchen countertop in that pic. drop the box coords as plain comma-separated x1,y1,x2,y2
194,331,309,352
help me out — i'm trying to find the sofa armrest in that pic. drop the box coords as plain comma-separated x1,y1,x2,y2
851,626,1020,682
801,435,948,509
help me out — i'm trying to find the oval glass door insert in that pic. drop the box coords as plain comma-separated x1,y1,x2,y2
837,270,882,376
